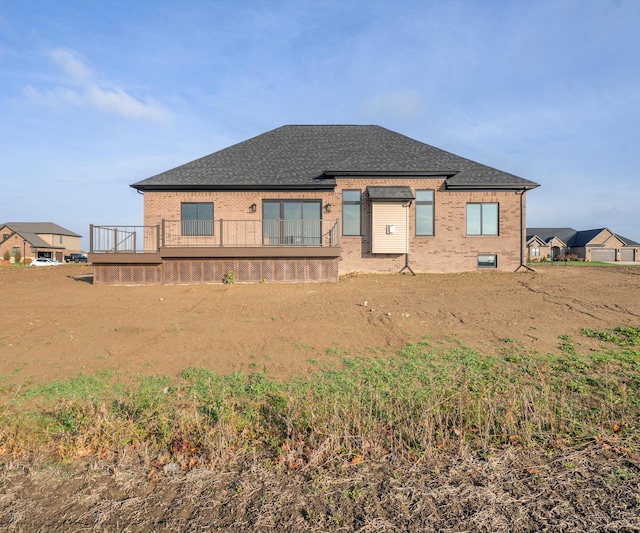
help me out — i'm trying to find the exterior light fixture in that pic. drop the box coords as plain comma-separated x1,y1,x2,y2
325,203,332,213
250,203,257,213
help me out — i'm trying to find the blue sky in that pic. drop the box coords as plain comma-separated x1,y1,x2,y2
2,0,639,248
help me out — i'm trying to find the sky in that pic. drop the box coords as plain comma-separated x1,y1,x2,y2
2,0,639,249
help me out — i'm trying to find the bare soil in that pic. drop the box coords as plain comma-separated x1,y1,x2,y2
2,263,640,387
1,264,639,532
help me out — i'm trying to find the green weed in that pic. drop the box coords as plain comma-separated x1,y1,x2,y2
0,326,638,465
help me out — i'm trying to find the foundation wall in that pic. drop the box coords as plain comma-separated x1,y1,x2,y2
93,257,339,285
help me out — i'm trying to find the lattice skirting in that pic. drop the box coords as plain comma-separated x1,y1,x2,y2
93,258,339,285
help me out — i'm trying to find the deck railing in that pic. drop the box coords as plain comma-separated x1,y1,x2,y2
90,225,160,253
90,219,340,253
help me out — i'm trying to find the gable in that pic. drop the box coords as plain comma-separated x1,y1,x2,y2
526,235,546,247
527,227,577,245
600,233,626,248
571,228,608,246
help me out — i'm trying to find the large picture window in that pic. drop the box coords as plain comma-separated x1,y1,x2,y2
342,190,361,236
181,202,214,236
466,203,498,236
415,190,434,236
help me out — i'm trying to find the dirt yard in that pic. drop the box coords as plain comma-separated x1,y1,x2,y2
1,264,640,532
1,263,640,389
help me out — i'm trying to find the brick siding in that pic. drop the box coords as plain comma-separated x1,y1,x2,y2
142,178,527,275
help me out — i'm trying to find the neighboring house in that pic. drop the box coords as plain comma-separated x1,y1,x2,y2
0,222,83,263
527,227,640,262
89,125,539,285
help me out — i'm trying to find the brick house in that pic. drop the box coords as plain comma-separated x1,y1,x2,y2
0,222,82,264
89,125,539,284
526,227,640,262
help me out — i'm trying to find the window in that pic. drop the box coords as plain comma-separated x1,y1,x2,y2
59,235,63,244
415,190,434,236
11,246,20,257
531,247,540,257
2,233,9,242
478,254,497,268
467,203,498,235
342,190,361,236
181,202,214,236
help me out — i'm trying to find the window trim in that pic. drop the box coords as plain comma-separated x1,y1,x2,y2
415,189,435,236
342,189,362,236
466,202,499,236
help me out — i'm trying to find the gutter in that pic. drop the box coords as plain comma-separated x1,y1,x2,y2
445,183,540,191
130,183,336,192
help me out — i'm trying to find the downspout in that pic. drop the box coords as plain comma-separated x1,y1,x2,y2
399,200,415,276
515,188,535,273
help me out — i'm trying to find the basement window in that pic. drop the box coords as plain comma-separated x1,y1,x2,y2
478,254,497,268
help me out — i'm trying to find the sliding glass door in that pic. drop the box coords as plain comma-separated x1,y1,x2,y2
263,200,321,245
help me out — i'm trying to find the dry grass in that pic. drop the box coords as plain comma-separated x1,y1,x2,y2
0,326,639,531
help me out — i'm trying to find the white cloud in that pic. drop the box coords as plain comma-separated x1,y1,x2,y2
86,86,168,122
24,83,169,123
23,47,169,123
47,48,92,81
23,84,84,106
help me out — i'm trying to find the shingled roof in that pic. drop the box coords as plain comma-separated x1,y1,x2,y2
367,186,415,201
131,125,539,191
2,222,81,237
527,227,640,247
1,222,81,249
527,227,579,246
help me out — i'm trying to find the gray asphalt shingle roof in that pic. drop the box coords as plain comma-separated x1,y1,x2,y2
2,222,81,237
619,235,640,246
527,228,578,246
367,186,415,201
131,125,539,191
1,222,80,248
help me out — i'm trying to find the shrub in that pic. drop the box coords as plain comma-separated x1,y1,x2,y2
14,250,21,264
3,250,10,262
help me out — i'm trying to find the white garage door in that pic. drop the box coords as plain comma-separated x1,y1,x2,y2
591,248,616,261
621,249,636,262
